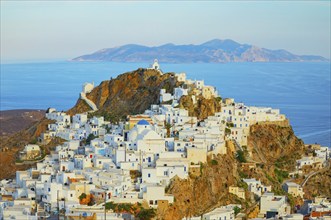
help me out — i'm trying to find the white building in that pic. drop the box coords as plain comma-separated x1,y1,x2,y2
202,206,235,220
142,184,174,208
260,193,290,218
82,82,94,93
283,182,304,198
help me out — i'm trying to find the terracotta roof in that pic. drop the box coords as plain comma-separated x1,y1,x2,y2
311,211,331,217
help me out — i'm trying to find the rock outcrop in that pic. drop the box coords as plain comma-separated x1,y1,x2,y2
160,153,247,220
303,168,331,199
68,68,182,120
179,95,222,120
248,122,305,171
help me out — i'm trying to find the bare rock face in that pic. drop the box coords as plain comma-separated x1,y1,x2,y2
161,153,245,220
159,123,308,219
68,68,182,119
179,95,222,120
248,123,305,171
304,169,331,199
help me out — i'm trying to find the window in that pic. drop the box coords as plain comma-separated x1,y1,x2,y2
70,194,73,197
149,200,153,205
148,173,151,178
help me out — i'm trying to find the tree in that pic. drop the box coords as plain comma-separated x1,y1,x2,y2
86,133,96,145
236,150,246,163
233,206,241,216
165,123,172,137
136,208,156,220
79,193,87,201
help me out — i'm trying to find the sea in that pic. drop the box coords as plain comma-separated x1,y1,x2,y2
1,61,330,147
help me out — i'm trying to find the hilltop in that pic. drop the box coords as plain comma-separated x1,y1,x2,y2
72,39,328,63
68,68,181,117
67,68,222,120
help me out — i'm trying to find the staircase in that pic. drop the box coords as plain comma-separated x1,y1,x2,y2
232,139,243,151
80,92,98,111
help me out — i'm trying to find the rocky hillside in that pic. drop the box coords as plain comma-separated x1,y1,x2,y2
72,39,328,63
0,118,58,179
179,95,222,120
161,153,245,220
303,169,331,199
248,121,305,171
68,68,182,119
158,121,307,219
0,109,45,137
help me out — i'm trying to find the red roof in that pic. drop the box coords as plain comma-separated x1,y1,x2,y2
311,211,331,217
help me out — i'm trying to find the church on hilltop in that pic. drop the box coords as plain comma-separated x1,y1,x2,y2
149,59,162,74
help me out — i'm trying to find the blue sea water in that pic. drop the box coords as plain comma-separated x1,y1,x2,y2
1,61,330,147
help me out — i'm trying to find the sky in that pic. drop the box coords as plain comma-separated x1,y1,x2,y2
1,1,330,62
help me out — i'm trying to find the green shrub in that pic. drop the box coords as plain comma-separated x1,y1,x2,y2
215,97,222,102
274,168,289,183
211,159,218,165
233,206,241,216
236,150,246,163
226,122,234,127
136,208,156,220
86,134,97,145
79,193,87,200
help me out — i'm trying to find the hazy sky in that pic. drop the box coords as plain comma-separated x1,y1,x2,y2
1,1,330,61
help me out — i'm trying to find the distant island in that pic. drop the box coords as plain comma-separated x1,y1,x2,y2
72,39,328,63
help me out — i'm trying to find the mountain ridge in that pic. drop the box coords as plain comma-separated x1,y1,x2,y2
72,39,328,63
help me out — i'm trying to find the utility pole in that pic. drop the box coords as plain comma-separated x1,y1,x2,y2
63,197,66,220
34,181,37,215
57,190,60,220
104,190,107,220
139,150,142,172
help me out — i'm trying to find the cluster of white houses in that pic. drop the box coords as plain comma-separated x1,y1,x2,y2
1,65,330,220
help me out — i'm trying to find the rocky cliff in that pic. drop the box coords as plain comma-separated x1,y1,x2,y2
179,95,222,120
160,153,246,220
68,68,182,119
248,122,305,171
158,122,307,219
303,169,331,199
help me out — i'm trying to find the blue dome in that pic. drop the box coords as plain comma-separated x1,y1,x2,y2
137,120,150,125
